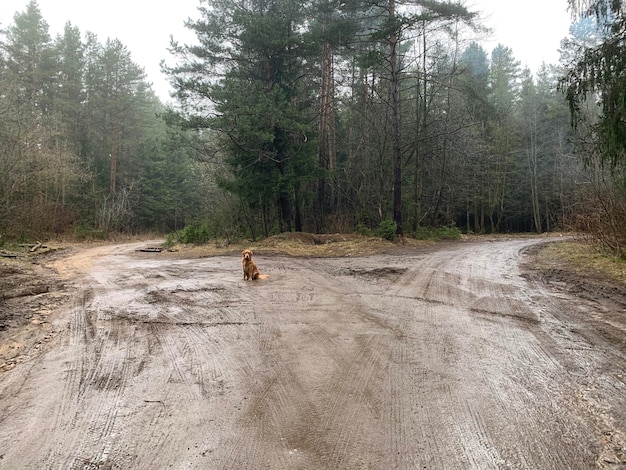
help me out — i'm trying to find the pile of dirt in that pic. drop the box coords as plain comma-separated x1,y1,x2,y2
160,232,436,259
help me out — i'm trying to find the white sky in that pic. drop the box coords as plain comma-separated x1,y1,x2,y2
0,0,573,102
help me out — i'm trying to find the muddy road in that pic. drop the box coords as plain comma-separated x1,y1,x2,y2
1,238,625,469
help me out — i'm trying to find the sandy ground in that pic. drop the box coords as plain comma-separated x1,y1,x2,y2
0,236,625,468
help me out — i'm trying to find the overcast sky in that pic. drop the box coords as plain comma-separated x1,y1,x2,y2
0,0,573,102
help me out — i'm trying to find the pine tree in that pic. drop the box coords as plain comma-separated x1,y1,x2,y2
53,22,85,154
0,0,58,235
165,0,317,234
562,0,626,168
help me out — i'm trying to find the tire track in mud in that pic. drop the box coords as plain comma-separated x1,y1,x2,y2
41,290,105,467
52,286,142,468
1,239,624,468
129,259,266,467
213,264,322,468
0,283,136,468
321,333,389,468
0,249,249,468
341,238,599,468
214,261,398,469
205,243,617,469
339,255,474,468
520,263,626,467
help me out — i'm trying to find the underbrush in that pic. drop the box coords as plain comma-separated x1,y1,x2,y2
415,226,462,241
357,220,397,241
168,219,462,247
358,220,461,241
166,219,211,246
571,178,626,260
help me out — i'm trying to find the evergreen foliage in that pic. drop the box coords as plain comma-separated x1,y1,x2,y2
0,0,610,243
561,0,626,169
165,0,318,235
0,1,203,239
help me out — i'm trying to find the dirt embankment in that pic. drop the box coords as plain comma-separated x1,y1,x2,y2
0,248,71,372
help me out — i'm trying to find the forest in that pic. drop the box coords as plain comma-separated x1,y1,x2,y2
1,0,625,254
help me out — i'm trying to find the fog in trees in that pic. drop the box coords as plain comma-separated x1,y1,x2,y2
2,0,621,252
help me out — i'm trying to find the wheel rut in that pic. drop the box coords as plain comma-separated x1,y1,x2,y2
0,238,624,468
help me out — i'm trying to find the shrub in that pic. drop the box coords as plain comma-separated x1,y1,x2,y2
73,222,107,241
357,223,374,237
164,232,179,247
177,219,212,244
415,226,461,241
377,220,397,241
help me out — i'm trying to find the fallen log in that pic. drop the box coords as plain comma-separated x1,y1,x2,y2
18,243,48,251
136,247,163,253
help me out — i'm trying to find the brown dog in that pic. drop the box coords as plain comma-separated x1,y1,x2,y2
241,249,269,280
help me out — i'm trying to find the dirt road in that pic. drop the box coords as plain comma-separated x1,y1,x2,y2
0,238,625,469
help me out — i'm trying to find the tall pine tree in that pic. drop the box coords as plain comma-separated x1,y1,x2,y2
165,0,317,234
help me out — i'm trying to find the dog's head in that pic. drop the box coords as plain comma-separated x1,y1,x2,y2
242,249,253,261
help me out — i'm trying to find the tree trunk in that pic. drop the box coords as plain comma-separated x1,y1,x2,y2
389,0,402,236
412,25,427,233
279,191,292,232
528,136,542,233
110,125,119,196
318,38,336,231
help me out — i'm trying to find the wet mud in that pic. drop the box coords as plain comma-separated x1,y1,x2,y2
0,238,625,468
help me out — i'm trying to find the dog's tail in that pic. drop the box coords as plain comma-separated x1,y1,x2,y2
257,274,270,279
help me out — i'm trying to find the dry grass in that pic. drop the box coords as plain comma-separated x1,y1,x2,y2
165,232,434,259
539,239,626,284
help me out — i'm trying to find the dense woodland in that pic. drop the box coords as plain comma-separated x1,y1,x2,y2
1,1,625,252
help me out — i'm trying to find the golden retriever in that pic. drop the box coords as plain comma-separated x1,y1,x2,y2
241,249,269,280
